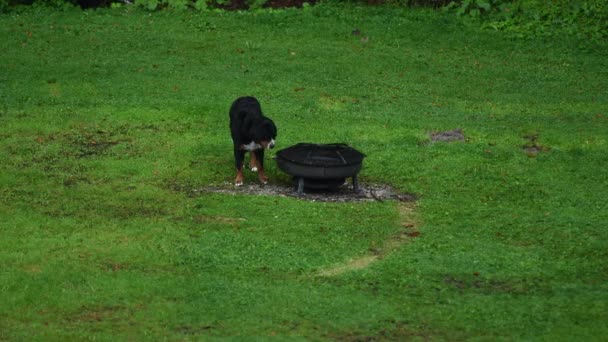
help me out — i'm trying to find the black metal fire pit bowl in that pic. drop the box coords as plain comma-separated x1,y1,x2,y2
275,143,366,195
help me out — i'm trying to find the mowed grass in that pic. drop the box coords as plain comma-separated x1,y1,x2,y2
1,4,607,340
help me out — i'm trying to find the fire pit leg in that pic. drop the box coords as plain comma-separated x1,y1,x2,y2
352,175,359,193
296,177,305,195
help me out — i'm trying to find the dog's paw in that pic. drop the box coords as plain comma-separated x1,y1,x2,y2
235,181,243,187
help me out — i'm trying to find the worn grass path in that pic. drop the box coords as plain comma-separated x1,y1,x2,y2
1,4,607,340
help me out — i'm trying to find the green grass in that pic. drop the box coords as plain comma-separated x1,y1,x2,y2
1,3,607,340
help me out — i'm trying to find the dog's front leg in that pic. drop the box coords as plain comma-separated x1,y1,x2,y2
234,148,246,186
249,151,259,172
253,149,268,184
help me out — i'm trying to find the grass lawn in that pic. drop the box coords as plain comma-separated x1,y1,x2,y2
1,3,607,340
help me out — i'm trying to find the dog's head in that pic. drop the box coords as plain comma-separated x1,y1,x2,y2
253,118,277,149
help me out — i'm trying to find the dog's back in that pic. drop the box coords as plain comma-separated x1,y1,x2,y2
230,97,262,124
230,96,263,144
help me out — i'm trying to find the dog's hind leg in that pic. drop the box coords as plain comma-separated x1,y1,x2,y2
234,148,246,186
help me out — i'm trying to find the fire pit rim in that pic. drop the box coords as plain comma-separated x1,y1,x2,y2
275,142,366,167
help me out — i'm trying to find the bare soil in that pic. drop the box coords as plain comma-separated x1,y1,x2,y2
522,133,550,156
197,182,417,203
430,128,465,142
211,0,316,10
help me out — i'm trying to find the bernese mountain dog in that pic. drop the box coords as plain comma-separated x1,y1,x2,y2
229,96,277,186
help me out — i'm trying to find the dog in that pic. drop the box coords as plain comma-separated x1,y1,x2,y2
229,96,277,186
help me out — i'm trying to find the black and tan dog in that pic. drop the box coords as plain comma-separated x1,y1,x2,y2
229,96,277,186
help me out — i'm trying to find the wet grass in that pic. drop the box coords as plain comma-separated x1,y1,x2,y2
1,3,607,340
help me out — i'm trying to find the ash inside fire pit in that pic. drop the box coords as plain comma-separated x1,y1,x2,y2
275,143,365,194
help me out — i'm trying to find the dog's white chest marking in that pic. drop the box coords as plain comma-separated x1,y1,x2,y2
242,141,262,151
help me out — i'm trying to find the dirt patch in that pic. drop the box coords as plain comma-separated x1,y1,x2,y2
192,214,245,225
101,261,129,272
430,128,465,142
65,305,125,324
523,146,545,155
522,133,550,156
317,255,379,277
317,202,420,276
62,126,123,158
195,182,417,203
326,319,443,342
443,274,540,295
210,0,316,10
175,325,214,335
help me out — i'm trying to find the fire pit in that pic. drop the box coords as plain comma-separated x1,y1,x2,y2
275,143,365,195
